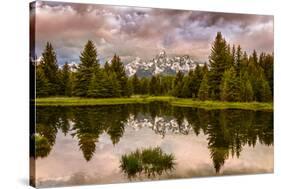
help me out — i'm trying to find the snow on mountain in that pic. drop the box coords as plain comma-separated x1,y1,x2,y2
125,50,204,77
58,61,78,72
68,62,78,72
123,114,192,137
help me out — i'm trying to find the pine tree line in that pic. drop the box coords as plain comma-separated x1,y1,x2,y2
206,32,273,102
172,32,273,102
36,33,273,102
36,40,132,98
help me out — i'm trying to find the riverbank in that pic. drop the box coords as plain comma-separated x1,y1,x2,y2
35,96,273,111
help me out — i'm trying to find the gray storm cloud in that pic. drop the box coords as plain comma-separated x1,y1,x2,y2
33,1,274,65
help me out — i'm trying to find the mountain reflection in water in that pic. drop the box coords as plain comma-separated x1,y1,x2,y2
34,102,273,186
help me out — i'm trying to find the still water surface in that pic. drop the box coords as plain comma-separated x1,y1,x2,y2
35,102,273,187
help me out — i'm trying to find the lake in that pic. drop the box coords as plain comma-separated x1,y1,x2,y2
34,102,273,187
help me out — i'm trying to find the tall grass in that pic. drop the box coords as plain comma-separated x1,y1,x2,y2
120,147,175,178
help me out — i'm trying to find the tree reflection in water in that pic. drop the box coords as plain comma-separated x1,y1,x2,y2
35,102,273,173
35,135,52,158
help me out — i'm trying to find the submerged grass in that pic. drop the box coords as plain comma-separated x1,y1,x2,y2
35,96,273,111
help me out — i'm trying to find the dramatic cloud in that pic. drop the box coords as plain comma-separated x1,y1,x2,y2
33,1,274,65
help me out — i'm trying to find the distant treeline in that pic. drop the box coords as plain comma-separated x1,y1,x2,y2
35,32,273,102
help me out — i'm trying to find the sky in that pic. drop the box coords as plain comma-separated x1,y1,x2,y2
31,1,274,65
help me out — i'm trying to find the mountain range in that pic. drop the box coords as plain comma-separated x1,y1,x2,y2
125,50,205,77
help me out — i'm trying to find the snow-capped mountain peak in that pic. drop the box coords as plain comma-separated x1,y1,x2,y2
158,50,167,58
125,51,204,77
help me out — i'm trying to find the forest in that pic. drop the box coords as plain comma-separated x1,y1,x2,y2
35,32,273,102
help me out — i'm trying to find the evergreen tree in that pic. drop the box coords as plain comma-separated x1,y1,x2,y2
225,44,232,68
220,67,240,101
260,53,273,94
247,55,272,102
182,71,195,98
252,50,258,65
193,65,204,97
87,70,120,98
247,56,259,100
87,70,105,98
209,32,229,99
109,72,121,97
140,77,149,94
231,45,236,66
149,76,158,95
132,74,141,94
198,74,209,101
202,63,208,73
74,40,99,97
155,75,162,95
241,51,249,70
126,79,133,97
40,42,59,95
110,54,129,97
60,63,72,96
161,76,174,95
104,71,121,97
240,72,253,102
104,61,111,74
36,66,49,97
259,79,272,102
181,66,204,98
172,71,184,97
235,45,242,74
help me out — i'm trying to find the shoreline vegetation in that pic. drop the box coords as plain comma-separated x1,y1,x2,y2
35,96,273,111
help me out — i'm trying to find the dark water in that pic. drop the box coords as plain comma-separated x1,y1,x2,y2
34,102,273,188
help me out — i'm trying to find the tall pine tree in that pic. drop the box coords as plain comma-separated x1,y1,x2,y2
172,71,184,97
140,77,149,94
220,67,240,102
132,74,140,94
198,74,209,101
110,54,129,97
209,32,229,100
235,45,242,75
104,61,111,74
193,65,204,97
40,42,59,95
181,71,195,98
240,72,253,102
149,75,158,95
74,40,99,97
36,66,49,97
60,63,72,96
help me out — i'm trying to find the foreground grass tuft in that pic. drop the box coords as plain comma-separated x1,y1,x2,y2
120,147,175,178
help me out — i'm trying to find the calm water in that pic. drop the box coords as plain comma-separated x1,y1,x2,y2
34,102,273,188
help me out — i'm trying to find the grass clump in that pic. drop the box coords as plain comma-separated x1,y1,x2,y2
120,147,175,178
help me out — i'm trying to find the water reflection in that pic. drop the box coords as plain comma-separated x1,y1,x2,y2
35,135,52,158
35,102,273,174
